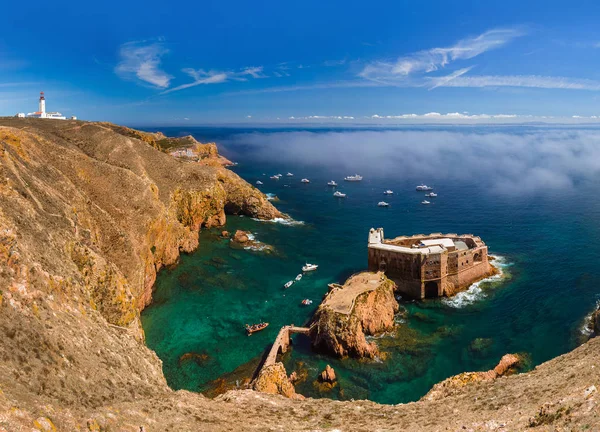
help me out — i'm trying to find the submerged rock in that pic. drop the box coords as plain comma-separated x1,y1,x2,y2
178,352,211,366
310,272,398,358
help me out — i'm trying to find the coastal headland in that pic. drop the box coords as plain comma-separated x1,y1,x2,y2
0,118,599,431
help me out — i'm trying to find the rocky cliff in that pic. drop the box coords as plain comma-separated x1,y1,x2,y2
0,118,599,431
310,272,399,358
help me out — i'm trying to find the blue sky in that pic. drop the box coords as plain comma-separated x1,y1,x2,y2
2,0,600,124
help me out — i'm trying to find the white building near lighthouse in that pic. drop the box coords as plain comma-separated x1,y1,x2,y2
25,92,67,120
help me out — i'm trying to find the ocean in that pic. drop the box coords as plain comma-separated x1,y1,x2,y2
140,125,600,404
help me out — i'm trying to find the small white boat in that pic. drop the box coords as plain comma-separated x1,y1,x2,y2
295,274,303,281
286,172,294,176
421,200,431,205
425,192,437,197
327,180,338,187
256,180,263,185
302,263,318,272
344,174,363,182
384,190,393,195
270,175,280,180
333,191,346,198
301,299,313,306
416,184,433,191
284,281,294,289
276,174,283,177
301,178,310,183
378,201,390,207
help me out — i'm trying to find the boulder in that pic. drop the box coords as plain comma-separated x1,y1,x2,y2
232,230,251,243
221,230,230,238
320,365,336,383
252,362,304,400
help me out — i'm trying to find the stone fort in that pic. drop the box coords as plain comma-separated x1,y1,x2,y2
368,228,493,299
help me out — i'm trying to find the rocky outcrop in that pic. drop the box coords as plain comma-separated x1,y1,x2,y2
232,230,251,243
252,362,304,400
589,307,600,336
310,272,398,358
423,354,521,401
320,365,337,383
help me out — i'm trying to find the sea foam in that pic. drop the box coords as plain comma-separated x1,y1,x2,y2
442,255,509,308
252,217,305,226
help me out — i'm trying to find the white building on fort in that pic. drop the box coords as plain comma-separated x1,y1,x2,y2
16,92,75,120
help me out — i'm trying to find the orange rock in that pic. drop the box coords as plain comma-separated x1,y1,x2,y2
232,230,251,243
320,365,337,383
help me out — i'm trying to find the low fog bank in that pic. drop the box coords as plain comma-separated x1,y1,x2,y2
222,128,600,195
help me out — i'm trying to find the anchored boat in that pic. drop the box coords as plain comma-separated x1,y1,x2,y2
416,184,433,191
284,280,294,289
295,274,303,281
327,180,338,186
246,322,269,335
301,299,313,306
384,190,393,195
378,201,390,207
344,174,363,182
301,178,310,183
426,192,437,197
421,200,431,205
302,263,318,272
333,191,346,198
256,180,263,185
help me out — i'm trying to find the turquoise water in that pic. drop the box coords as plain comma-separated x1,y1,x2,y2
141,125,600,403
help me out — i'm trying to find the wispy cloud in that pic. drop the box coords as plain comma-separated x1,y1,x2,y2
355,28,600,92
115,41,172,88
161,66,266,94
359,28,525,84
430,74,600,90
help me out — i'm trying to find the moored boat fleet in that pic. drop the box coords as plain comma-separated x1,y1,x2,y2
245,176,440,333
256,172,438,206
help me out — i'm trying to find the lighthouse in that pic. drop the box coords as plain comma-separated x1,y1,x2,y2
39,92,46,117
24,92,68,120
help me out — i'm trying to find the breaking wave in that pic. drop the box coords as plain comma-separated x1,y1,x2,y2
252,217,305,226
580,299,600,336
442,255,509,308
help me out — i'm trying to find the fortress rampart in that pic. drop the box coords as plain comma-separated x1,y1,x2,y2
367,228,492,299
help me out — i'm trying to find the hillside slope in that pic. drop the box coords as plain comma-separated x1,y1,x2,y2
0,118,598,431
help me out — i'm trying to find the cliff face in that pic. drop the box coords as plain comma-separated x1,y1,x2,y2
0,118,281,422
310,272,399,358
0,118,599,431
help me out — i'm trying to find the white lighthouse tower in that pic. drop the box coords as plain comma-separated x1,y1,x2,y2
25,92,67,119
38,92,46,117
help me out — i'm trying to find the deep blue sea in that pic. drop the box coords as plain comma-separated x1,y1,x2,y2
140,125,600,404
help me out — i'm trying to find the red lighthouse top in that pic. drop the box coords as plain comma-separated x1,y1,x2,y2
40,91,45,100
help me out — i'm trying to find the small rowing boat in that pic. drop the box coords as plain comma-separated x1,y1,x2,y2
246,322,269,335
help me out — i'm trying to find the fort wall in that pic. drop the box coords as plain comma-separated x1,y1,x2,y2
368,228,492,299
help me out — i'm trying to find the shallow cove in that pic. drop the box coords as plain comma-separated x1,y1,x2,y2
141,125,600,404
